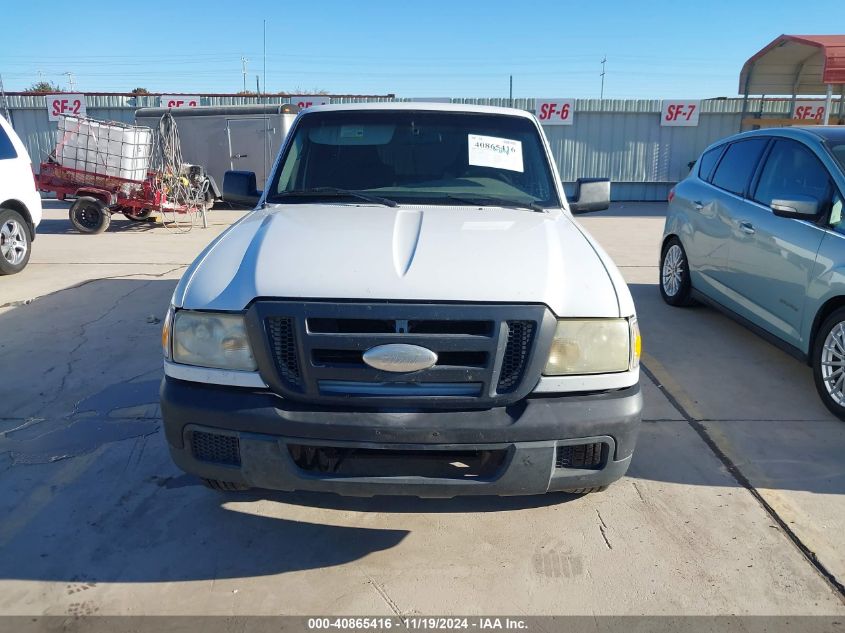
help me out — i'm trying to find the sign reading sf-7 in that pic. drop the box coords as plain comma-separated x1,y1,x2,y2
661,100,700,127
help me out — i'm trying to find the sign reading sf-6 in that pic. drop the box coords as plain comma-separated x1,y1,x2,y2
535,98,575,126
161,95,200,108
47,93,87,122
660,100,700,127
289,96,331,109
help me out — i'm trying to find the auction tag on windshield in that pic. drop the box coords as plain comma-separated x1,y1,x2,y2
468,134,523,173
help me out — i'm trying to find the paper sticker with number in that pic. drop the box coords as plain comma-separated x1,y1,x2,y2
467,134,523,173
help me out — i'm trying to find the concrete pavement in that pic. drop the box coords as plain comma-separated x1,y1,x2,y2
0,201,843,615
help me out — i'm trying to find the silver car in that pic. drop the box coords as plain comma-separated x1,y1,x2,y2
661,126,845,419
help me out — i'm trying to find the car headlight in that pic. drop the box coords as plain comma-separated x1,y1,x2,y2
171,310,257,371
544,318,639,375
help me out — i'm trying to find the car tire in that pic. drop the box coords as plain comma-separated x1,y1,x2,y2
202,478,250,492
0,208,32,275
69,197,111,234
812,307,845,421
660,237,694,306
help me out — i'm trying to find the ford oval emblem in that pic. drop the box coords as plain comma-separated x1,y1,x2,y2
362,344,438,373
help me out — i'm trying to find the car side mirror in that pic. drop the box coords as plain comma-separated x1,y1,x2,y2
569,178,611,213
223,170,262,207
771,196,820,220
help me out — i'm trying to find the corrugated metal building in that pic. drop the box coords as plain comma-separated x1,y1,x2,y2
3,94,839,201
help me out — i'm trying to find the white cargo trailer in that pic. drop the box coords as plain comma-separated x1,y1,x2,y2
135,104,300,195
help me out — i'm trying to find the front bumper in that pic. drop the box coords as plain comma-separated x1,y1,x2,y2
161,377,642,497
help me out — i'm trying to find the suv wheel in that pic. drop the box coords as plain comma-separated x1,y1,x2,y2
812,307,845,421
0,209,31,275
660,237,693,306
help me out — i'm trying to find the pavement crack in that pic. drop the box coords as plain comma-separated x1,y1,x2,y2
40,282,156,415
595,509,613,550
364,573,402,616
0,265,186,309
632,482,647,504
641,362,845,604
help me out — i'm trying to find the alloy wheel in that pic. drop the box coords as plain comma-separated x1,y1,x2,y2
821,322,845,406
662,244,684,297
0,219,27,266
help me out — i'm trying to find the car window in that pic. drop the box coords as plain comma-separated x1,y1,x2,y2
754,139,830,208
710,138,768,196
697,145,723,182
0,124,18,160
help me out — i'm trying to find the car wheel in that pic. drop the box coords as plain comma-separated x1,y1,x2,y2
202,478,250,492
0,209,31,275
69,197,111,234
812,307,845,421
660,237,693,306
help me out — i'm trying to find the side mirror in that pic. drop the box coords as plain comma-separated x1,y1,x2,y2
771,196,820,220
569,178,611,213
223,170,262,207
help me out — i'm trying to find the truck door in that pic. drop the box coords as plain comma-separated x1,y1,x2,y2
226,118,279,189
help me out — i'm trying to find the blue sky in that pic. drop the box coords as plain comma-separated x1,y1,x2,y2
2,0,842,98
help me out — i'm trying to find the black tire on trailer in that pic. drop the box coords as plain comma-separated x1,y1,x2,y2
0,208,32,275
69,196,111,234
124,208,152,221
202,478,250,492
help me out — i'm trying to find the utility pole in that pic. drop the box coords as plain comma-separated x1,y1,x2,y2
600,57,607,100
509,74,513,107
241,56,250,93
256,75,260,94
63,72,76,91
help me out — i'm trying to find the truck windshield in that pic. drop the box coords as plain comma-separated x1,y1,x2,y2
266,110,561,208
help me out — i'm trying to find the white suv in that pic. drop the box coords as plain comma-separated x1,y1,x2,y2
0,115,42,275
161,103,642,497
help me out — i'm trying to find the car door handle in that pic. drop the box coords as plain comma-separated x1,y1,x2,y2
693,200,704,210
739,221,756,235
233,154,248,159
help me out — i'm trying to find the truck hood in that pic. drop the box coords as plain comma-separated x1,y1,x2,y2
174,204,621,317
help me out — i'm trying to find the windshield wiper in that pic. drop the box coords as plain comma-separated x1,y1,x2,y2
271,187,398,208
443,194,544,213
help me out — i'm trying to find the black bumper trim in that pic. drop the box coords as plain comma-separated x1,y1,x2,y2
161,377,642,458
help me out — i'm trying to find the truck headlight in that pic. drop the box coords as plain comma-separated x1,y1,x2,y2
544,318,637,375
171,310,257,371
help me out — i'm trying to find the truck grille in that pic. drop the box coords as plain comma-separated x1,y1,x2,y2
266,317,303,390
253,302,550,407
497,321,535,393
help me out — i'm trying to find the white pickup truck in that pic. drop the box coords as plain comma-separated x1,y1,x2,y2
160,103,642,497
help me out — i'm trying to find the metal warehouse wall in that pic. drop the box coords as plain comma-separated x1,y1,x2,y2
2,95,817,201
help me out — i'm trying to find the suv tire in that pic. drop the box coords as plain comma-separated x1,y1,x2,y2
660,237,694,306
0,208,31,275
812,307,845,421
